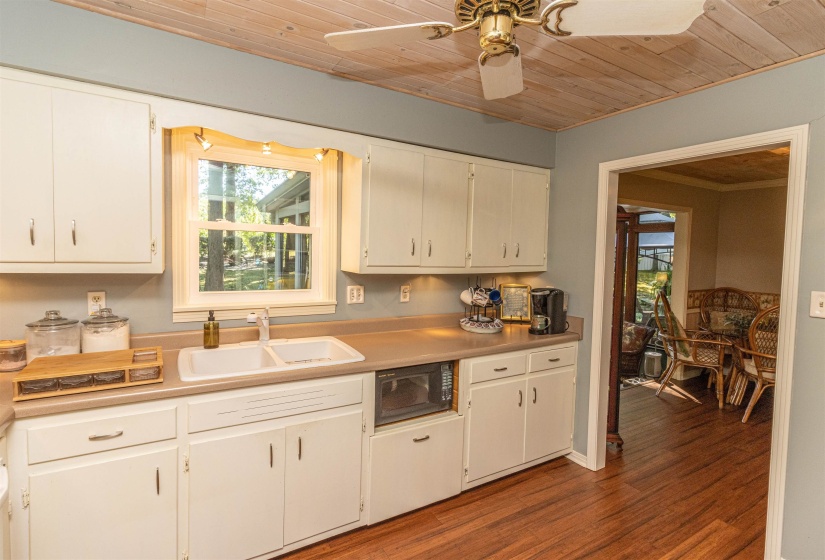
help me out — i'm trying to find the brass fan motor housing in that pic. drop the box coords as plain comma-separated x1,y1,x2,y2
479,13,514,54
454,0,541,24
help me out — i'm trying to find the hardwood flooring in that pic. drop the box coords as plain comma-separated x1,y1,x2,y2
282,375,772,560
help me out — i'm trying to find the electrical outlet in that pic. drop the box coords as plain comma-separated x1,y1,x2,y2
400,284,411,303
347,285,364,304
811,291,825,318
87,291,106,315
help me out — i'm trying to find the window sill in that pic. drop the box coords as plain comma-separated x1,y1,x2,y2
172,301,337,323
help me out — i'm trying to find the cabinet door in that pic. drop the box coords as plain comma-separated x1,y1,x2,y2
469,164,512,267
366,144,424,266
188,429,285,560
0,79,55,263
421,156,469,267
525,368,576,463
28,448,177,560
466,378,526,482
52,89,152,263
510,170,548,267
284,411,362,544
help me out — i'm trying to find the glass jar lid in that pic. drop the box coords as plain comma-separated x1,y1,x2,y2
82,308,128,326
26,310,79,330
0,339,25,349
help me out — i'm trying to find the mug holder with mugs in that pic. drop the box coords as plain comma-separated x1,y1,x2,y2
460,277,504,334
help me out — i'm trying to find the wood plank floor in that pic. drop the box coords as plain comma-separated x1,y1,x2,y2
282,375,772,560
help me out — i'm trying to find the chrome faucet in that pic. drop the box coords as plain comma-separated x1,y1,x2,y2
246,307,270,342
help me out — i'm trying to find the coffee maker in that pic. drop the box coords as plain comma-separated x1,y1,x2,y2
529,288,568,335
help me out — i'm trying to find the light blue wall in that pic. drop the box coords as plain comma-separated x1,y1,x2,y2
551,56,825,559
0,0,554,337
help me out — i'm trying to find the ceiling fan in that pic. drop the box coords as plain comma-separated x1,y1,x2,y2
325,0,706,100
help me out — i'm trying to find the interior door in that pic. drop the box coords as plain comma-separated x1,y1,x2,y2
284,411,362,545
469,164,512,267
0,79,55,263
188,428,285,560
465,378,526,481
524,369,576,462
366,144,424,266
52,89,152,263
420,155,469,267
510,170,548,266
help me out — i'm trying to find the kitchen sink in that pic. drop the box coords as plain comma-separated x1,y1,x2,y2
177,336,365,381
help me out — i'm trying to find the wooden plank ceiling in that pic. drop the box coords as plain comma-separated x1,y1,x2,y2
54,0,825,131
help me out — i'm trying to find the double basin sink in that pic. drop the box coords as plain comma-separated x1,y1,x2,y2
177,337,365,381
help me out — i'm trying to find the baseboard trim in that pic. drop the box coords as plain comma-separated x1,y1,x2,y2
566,450,588,468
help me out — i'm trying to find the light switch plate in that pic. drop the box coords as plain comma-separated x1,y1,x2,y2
811,291,825,318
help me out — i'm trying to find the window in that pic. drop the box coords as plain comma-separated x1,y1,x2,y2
171,128,337,321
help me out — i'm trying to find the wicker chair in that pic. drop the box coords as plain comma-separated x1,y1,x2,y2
619,321,656,378
654,290,731,408
732,305,780,423
699,287,759,333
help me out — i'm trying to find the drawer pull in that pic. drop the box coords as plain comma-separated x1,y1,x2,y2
156,467,160,495
493,367,508,372
88,430,124,441
533,387,537,403
413,435,430,443
270,443,273,468
548,358,561,362
298,437,302,460
518,390,523,407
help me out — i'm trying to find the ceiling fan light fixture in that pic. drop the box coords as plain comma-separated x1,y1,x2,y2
194,127,212,151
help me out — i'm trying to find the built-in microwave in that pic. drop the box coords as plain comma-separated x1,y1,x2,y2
374,361,454,426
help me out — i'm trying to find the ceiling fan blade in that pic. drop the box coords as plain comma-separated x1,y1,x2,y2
325,22,453,51
544,0,705,36
478,51,525,100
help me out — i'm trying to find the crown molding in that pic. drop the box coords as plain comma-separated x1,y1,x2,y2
632,169,787,192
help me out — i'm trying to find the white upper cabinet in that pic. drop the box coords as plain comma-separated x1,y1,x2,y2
341,141,547,274
0,69,163,273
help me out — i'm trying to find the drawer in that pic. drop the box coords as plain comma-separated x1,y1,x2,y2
188,376,362,433
529,345,576,373
369,414,463,524
28,407,177,464
467,352,526,384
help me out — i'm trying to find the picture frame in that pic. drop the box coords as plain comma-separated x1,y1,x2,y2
499,283,531,323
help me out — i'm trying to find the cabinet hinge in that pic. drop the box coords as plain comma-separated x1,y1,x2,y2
151,238,158,255
467,399,471,409
362,418,366,433
182,553,189,560
183,455,190,474
363,247,368,258
8,497,12,519
21,489,29,509
466,251,471,259
150,113,156,133
360,497,364,512
366,152,370,164
469,172,475,179
464,467,468,476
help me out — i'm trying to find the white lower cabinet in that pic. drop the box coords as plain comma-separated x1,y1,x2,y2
369,415,464,524
188,428,286,560
28,448,177,560
462,344,577,488
284,411,363,545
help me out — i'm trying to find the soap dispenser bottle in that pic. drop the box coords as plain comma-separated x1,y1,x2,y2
204,310,219,349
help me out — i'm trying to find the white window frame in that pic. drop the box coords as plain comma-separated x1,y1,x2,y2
171,129,337,322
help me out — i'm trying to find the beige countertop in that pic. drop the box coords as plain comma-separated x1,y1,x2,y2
3,314,583,421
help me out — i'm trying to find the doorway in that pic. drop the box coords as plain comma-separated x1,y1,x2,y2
585,125,809,558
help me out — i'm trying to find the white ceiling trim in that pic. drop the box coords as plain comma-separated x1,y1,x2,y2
633,169,787,192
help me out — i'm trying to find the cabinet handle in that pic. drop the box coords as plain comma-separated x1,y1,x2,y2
411,238,415,256
413,435,430,443
428,240,432,257
88,430,123,441
71,220,77,246
156,467,160,495
516,243,520,258
270,443,273,468
518,390,523,407
298,437,302,460
29,219,35,245
502,243,507,258
548,358,561,362
533,387,537,404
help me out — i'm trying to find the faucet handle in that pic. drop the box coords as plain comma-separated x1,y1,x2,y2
262,307,270,320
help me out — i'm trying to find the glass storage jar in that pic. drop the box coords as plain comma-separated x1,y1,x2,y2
0,340,27,372
25,310,81,364
81,308,130,354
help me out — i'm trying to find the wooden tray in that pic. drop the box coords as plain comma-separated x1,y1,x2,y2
12,347,163,401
